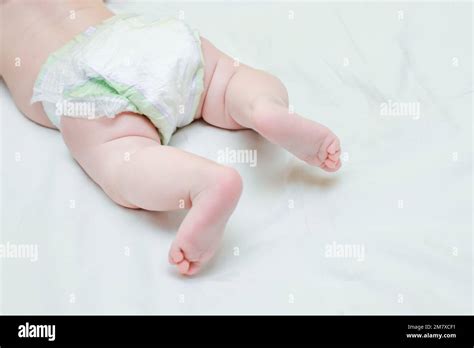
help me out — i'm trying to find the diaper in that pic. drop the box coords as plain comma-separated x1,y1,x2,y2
31,14,205,145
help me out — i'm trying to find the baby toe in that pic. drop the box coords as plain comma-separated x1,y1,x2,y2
168,245,184,264
186,262,202,276
325,158,337,169
321,159,341,172
327,138,340,155
177,259,190,275
328,152,340,162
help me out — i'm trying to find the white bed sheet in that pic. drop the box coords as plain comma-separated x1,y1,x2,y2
1,1,472,314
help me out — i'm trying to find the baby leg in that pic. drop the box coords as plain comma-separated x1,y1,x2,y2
61,113,242,275
200,39,341,171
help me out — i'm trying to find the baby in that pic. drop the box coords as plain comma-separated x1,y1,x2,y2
1,0,341,275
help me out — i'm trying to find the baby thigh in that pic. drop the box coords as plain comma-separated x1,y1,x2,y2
198,37,288,129
59,112,241,211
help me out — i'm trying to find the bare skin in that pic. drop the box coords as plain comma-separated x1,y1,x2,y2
1,0,341,275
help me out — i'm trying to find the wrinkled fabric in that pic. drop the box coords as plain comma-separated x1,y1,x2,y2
31,14,205,144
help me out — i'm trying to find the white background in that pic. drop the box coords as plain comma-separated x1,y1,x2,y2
1,1,472,314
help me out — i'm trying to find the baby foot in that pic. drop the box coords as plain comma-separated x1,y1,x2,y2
168,225,222,276
251,98,341,172
301,125,341,172
168,168,242,276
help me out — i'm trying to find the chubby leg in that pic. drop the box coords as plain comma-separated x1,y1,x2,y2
61,113,242,275
199,38,341,171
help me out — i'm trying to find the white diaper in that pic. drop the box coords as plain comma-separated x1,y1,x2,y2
31,14,205,144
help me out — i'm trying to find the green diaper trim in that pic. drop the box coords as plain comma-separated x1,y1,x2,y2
66,78,121,98
65,76,175,144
